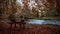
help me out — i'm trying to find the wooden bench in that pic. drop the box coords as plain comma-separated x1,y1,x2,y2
9,20,26,31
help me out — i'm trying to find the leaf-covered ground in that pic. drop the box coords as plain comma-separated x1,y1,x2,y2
0,24,60,34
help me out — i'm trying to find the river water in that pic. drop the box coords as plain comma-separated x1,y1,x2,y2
27,19,60,25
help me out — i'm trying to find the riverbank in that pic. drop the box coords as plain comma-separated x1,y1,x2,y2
28,17,60,20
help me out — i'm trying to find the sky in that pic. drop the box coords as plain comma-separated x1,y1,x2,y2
16,0,45,13
16,0,36,8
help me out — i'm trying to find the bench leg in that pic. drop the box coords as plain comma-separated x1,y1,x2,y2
10,24,12,30
19,24,22,28
22,24,25,29
14,24,16,28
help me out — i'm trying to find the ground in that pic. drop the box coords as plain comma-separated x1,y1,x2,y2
0,23,60,34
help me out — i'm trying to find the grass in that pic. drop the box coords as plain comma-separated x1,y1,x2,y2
28,17,60,20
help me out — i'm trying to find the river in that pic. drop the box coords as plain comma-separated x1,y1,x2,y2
26,19,60,25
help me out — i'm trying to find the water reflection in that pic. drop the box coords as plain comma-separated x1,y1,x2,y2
27,20,60,25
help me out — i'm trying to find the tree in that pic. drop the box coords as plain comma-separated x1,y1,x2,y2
44,0,56,17
55,0,60,17
0,0,17,20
